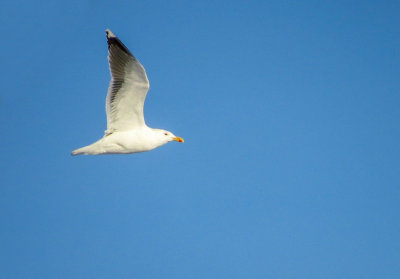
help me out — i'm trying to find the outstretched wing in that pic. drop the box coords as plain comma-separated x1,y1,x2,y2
105,29,150,134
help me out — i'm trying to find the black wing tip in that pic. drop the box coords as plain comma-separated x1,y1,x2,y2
105,29,134,57
105,29,116,38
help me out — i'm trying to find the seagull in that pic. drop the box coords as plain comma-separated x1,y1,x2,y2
72,29,184,156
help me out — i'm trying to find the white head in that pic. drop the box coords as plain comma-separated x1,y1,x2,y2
156,129,184,144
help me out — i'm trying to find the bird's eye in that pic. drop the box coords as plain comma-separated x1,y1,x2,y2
164,133,168,136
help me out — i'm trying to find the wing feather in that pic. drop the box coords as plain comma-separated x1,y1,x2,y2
105,29,150,134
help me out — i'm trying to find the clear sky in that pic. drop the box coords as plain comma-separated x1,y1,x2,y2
1,1,399,278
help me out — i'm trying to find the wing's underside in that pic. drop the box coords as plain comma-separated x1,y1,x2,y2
105,29,150,134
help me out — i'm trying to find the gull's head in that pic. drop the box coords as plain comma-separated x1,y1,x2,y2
159,130,184,143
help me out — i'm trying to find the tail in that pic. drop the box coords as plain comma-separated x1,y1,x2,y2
71,146,88,156
71,144,98,156
71,139,109,156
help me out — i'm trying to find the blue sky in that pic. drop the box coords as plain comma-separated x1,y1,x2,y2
1,0,399,278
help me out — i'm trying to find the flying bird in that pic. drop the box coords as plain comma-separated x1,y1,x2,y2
72,29,184,155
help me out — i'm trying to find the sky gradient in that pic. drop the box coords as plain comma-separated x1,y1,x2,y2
1,1,399,278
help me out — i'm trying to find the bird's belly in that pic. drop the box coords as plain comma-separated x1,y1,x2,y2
103,131,160,153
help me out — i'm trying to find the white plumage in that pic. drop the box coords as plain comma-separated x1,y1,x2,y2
72,29,183,156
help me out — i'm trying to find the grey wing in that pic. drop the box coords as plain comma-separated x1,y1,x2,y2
105,29,150,135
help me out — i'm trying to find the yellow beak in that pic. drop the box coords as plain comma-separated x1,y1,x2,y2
173,137,184,143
